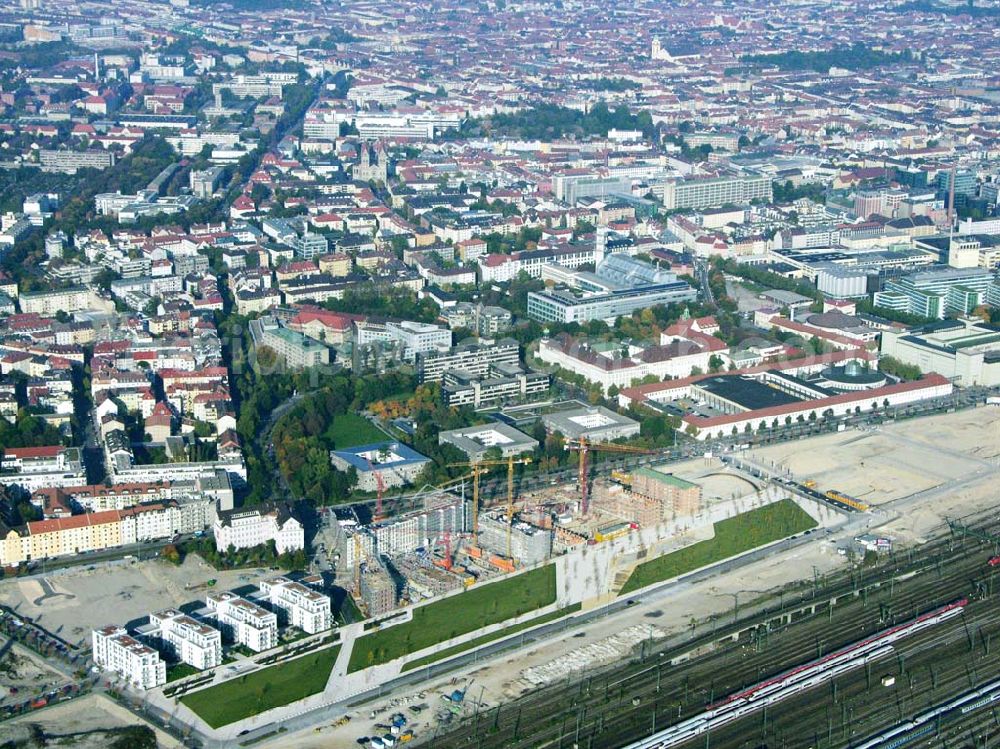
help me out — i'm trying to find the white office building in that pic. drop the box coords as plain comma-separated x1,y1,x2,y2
662,174,771,211
206,592,278,652
880,318,1000,387
416,339,520,383
92,626,166,690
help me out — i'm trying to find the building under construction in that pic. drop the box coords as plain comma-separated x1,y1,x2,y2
630,468,702,516
372,500,466,556
478,511,553,566
591,467,702,525
394,555,469,600
360,562,396,617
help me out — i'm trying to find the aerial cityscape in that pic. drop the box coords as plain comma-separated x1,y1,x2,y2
1,0,1000,747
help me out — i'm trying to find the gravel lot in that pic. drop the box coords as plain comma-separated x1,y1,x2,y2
0,554,283,648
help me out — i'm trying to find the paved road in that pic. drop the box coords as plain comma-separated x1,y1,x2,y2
696,259,714,305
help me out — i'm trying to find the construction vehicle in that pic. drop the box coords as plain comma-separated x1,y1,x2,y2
610,469,632,485
564,438,661,514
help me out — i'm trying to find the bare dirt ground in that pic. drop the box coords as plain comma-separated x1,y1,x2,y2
746,406,1000,544
3,692,180,748
0,554,282,648
0,644,67,706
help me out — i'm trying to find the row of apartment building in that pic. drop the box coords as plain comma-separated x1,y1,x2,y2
93,577,333,689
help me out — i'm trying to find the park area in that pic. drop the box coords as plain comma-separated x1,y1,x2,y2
402,602,581,672
620,498,817,594
180,646,340,728
323,412,386,448
348,563,557,673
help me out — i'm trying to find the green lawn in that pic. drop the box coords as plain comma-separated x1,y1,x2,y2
180,646,340,728
349,564,557,673
166,663,201,683
620,499,817,595
324,413,386,449
402,603,582,672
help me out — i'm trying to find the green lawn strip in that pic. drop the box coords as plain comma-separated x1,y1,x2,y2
402,603,582,672
166,663,202,683
180,645,340,728
324,413,386,448
620,499,817,595
348,564,556,673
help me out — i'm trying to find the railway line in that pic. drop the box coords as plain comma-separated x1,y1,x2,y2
427,516,1000,749
621,600,969,749
684,600,1000,749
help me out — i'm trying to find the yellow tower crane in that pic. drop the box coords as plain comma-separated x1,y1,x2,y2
447,455,532,561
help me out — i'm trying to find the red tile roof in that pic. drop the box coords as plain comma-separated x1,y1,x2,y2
4,445,62,459
28,510,121,535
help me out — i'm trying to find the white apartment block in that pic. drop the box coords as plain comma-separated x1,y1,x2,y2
0,446,87,493
18,286,107,316
206,592,278,653
259,577,332,634
92,626,166,690
416,340,520,383
149,609,222,670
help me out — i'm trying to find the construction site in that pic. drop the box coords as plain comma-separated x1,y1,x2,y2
327,434,784,620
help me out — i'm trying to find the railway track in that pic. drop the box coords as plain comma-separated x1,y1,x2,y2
427,517,1000,749
688,603,1000,749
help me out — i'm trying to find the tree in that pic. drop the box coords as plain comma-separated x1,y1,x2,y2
708,355,725,373
878,356,922,381
250,183,270,206
162,544,182,565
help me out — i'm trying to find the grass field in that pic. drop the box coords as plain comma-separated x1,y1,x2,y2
166,663,201,683
620,499,817,595
180,646,340,728
324,413,386,448
402,603,582,672
348,564,557,673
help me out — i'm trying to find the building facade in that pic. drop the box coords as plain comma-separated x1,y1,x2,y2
148,609,222,670
259,577,332,634
206,592,278,652
92,626,166,689
213,504,304,555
